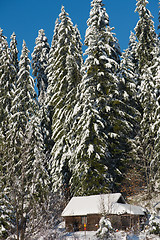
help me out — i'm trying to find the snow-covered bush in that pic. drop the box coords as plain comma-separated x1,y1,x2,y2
149,215,160,236
96,217,114,240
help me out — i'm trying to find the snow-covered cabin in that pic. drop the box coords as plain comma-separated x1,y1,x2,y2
62,193,147,231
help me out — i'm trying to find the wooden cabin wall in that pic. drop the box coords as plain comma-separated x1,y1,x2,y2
64,214,145,232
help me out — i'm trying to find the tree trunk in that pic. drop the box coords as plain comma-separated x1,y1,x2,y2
16,210,19,240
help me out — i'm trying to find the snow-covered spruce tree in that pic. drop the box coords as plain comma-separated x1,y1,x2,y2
3,40,44,240
0,130,15,240
150,39,160,194
132,0,159,194
0,31,19,149
46,6,83,197
0,29,9,181
10,32,19,74
21,114,49,239
142,39,160,194
0,30,18,239
0,29,16,135
134,69,157,193
46,18,59,89
120,32,139,86
135,0,157,75
68,0,135,196
31,29,51,172
32,29,50,104
119,31,141,139
151,73,160,193
0,29,8,190
42,19,60,163
0,185,15,240
118,32,144,195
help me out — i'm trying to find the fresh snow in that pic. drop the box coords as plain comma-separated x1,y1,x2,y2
62,193,123,216
111,203,146,215
108,132,118,139
62,193,146,217
36,221,160,240
88,144,94,157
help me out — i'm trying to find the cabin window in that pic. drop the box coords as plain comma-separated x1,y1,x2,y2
81,216,87,224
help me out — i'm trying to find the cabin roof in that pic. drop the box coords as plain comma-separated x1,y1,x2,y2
111,203,146,215
62,193,146,217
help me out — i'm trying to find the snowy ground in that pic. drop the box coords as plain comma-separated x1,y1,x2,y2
43,222,160,240
53,230,160,240
61,231,97,240
23,221,160,239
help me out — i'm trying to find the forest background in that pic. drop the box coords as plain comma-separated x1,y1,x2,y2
1,0,160,239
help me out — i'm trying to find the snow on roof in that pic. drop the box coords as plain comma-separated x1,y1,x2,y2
62,193,146,217
111,203,146,216
62,193,122,217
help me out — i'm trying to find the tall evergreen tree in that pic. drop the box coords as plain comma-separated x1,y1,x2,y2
46,6,83,197
0,129,15,239
133,0,159,194
0,30,18,239
42,19,60,162
0,28,8,175
0,29,16,135
118,31,148,196
121,32,139,83
10,32,19,74
31,29,51,172
68,0,135,196
0,190,15,239
150,3,160,193
119,31,140,138
133,69,157,192
150,64,160,193
135,0,157,75
21,114,49,238
4,41,41,240
32,29,50,104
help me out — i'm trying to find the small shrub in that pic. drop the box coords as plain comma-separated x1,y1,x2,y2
149,216,160,236
96,217,114,240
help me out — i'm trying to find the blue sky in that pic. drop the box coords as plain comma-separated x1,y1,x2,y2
0,0,159,57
